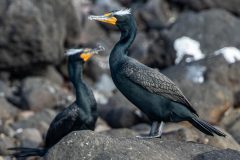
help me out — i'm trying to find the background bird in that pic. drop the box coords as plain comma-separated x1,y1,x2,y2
8,46,104,157
88,9,226,138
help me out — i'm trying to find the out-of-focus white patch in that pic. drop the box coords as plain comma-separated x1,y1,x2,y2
93,90,108,105
214,47,240,64
66,49,83,56
186,65,206,84
174,36,205,64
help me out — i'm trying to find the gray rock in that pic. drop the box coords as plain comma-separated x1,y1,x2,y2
99,91,147,128
164,9,240,56
228,119,240,144
193,149,240,160
0,134,15,155
170,0,240,15
15,128,43,148
12,108,56,135
0,98,18,120
33,66,64,86
100,128,139,138
0,0,80,70
20,77,73,110
46,130,219,160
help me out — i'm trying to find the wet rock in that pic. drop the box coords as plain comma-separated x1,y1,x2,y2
164,9,240,57
0,134,15,155
12,109,57,135
15,128,43,148
0,98,18,120
0,0,80,70
99,91,147,128
193,149,240,160
19,77,73,111
46,130,219,160
170,0,240,16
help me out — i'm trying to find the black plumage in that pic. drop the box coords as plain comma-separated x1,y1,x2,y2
89,9,225,138
9,49,98,157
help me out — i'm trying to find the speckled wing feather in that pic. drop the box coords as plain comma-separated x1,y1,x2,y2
122,60,198,115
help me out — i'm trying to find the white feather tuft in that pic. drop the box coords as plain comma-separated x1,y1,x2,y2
66,49,83,56
113,8,131,16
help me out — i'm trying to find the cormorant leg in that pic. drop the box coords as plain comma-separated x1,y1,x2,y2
156,121,165,138
137,121,160,138
149,121,159,136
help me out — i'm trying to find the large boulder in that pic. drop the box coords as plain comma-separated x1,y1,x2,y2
46,130,222,160
163,9,240,56
0,0,80,70
18,77,73,111
170,0,240,15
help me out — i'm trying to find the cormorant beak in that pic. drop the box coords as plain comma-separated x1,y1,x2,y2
80,49,95,62
88,13,117,25
80,45,105,62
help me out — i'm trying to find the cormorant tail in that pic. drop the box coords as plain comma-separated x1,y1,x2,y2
8,147,47,158
190,118,226,137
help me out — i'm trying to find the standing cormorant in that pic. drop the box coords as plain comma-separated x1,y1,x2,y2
89,9,225,138
9,46,104,157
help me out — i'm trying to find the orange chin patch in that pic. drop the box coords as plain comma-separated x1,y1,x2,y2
80,53,93,62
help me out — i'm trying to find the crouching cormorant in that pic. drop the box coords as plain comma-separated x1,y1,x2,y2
88,9,226,138
9,46,104,157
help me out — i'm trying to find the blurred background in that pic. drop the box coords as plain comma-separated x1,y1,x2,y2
1,0,240,159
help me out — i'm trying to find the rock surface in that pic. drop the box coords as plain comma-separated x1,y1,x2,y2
170,0,240,15
46,130,220,160
0,0,80,70
193,149,240,160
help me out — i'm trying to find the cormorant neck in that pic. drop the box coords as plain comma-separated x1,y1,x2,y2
110,21,137,65
68,61,86,107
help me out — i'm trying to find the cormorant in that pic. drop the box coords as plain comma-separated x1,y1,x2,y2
88,9,226,138
9,46,104,157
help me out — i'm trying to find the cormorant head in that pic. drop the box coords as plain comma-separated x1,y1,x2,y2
88,9,135,31
66,45,105,63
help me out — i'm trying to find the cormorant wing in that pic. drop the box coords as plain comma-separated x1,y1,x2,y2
122,59,198,115
45,104,78,148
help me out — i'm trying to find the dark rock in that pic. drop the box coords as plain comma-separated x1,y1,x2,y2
0,0,80,70
170,0,240,16
99,91,148,128
164,9,240,56
12,109,56,135
15,128,43,148
0,98,18,120
19,77,73,111
193,149,240,160
46,130,219,160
